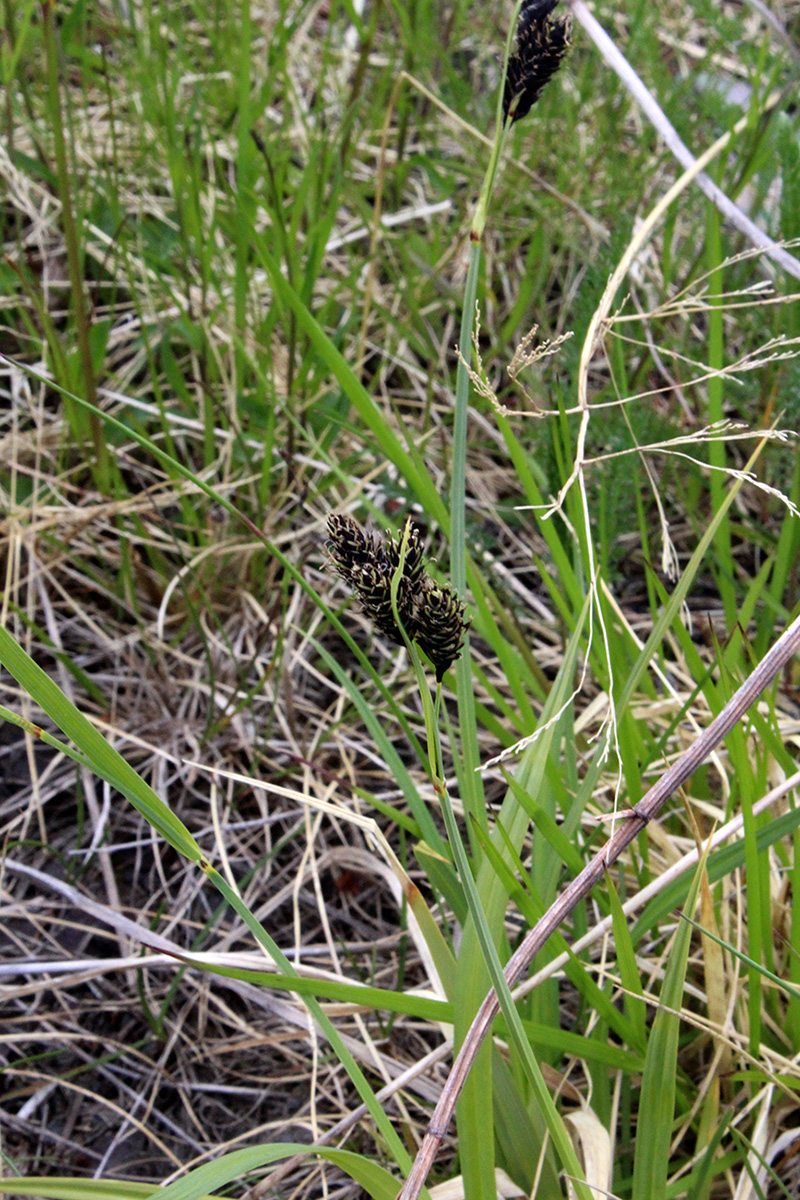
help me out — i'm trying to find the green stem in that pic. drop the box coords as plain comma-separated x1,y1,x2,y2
450,112,508,599
449,133,513,846
415,675,593,1200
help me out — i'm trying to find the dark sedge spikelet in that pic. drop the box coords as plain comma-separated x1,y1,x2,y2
503,0,571,124
413,582,471,683
326,514,469,679
348,558,406,646
327,514,400,642
327,513,386,579
386,523,425,592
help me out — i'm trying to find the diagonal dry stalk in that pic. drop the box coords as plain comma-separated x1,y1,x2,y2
564,0,800,282
396,608,800,1200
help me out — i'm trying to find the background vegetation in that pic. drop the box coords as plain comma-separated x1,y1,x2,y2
1,0,800,1197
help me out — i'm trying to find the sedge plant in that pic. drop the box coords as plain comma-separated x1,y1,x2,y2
4,1,800,1200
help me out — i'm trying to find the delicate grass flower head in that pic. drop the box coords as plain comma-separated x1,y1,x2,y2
326,514,470,681
503,0,571,124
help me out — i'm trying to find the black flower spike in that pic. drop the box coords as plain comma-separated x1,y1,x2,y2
413,582,470,683
326,514,469,679
503,0,571,124
327,514,413,646
349,558,405,645
386,522,426,592
327,515,398,640
327,513,386,580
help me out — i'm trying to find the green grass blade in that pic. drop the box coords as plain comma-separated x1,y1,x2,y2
253,251,448,529
201,864,413,1171
0,626,202,862
472,813,644,1051
160,950,454,1019
614,436,768,722
309,635,448,855
631,852,709,1200
0,1185,160,1200
0,1145,410,1200
607,876,648,1051
634,803,800,939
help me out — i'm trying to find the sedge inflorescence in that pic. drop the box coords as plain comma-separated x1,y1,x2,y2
503,0,571,124
326,514,469,682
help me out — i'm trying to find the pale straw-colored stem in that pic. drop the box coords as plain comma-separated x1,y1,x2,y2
565,0,800,281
